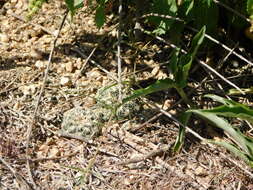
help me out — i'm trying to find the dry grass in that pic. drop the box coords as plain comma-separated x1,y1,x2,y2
1,1,253,189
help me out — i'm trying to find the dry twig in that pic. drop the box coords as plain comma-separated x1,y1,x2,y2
24,10,69,189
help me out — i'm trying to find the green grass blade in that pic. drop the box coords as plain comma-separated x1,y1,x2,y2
173,112,191,153
188,110,251,155
204,94,253,124
208,139,253,167
189,25,206,58
122,78,176,104
204,94,234,105
200,106,253,124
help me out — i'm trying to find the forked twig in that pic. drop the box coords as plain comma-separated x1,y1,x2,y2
118,145,169,165
197,58,245,95
25,10,68,189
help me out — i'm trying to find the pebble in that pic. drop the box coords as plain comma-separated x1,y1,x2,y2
86,69,101,79
75,58,82,69
151,66,160,76
35,60,46,70
0,34,9,43
65,62,74,73
30,49,43,59
60,76,72,86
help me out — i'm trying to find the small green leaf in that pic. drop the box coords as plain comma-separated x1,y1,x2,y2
175,54,192,87
64,0,83,17
200,106,253,125
150,0,178,35
247,0,253,19
95,5,106,28
173,26,205,88
189,25,206,58
204,94,235,105
122,78,176,104
65,0,75,15
169,49,180,76
185,0,194,15
228,87,253,95
173,112,191,152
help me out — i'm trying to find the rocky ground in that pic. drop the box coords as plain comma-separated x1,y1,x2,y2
1,1,253,189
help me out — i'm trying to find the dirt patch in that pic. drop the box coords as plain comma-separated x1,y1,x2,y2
1,1,253,190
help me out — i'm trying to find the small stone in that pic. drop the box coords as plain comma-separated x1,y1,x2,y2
53,30,59,37
75,58,83,69
35,60,46,70
86,69,101,79
30,49,43,59
6,9,13,15
60,76,72,86
13,102,21,110
151,66,160,76
0,34,9,43
56,66,64,74
110,60,117,66
195,166,207,176
19,84,38,96
65,62,74,73
124,58,131,65
43,36,52,44
87,19,94,25
232,61,239,68
111,29,117,37
49,147,60,157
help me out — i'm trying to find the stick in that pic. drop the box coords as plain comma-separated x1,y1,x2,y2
25,10,68,189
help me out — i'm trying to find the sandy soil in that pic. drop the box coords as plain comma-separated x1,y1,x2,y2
1,1,253,189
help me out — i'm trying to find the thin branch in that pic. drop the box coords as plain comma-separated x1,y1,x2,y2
73,47,118,82
25,10,68,189
197,58,245,95
141,13,184,22
73,47,97,85
138,11,253,67
187,26,253,67
212,0,251,23
117,0,123,102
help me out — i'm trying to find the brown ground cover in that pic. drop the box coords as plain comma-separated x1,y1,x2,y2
1,1,253,189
